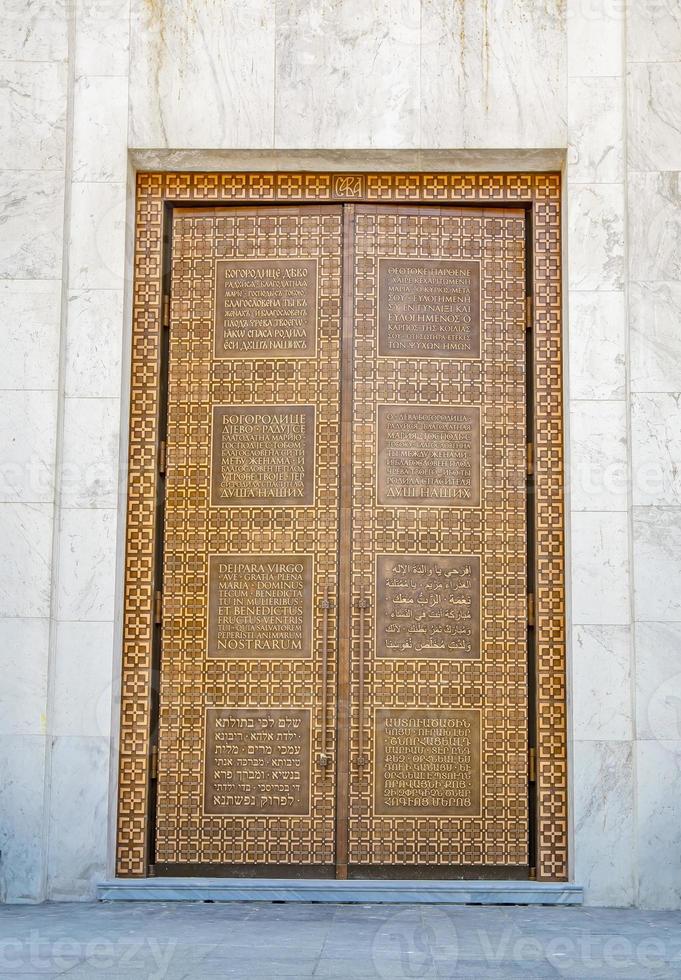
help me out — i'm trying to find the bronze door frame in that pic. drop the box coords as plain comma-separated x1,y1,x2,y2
116,172,567,883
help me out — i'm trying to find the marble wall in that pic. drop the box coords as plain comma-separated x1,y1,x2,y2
1,0,680,909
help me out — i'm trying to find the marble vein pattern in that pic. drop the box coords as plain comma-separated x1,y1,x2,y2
0,61,67,171
631,393,681,506
568,291,626,399
630,282,681,393
633,508,681,622
628,63,681,173
568,77,623,184
628,172,681,283
635,622,681,742
0,172,65,279
568,185,625,291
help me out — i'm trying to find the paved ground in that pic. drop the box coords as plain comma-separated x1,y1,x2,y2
0,901,680,979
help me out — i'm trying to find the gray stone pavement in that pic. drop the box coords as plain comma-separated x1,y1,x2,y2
0,901,680,979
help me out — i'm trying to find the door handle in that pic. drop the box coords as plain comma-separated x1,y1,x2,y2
318,582,332,769
356,587,369,768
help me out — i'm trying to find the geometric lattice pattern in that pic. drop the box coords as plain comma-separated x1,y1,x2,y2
347,206,528,867
117,172,567,881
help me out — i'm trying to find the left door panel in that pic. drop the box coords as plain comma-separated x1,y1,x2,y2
154,206,344,873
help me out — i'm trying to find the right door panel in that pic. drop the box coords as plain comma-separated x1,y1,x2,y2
346,205,529,874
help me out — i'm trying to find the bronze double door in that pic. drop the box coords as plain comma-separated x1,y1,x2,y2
153,203,530,878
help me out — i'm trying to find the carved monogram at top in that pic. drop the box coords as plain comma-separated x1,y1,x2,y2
378,259,481,359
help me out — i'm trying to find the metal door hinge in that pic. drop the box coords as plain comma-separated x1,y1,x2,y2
150,744,159,780
526,442,534,477
154,590,163,625
162,295,170,329
529,746,536,783
527,592,535,628
158,440,167,475
525,295,533,331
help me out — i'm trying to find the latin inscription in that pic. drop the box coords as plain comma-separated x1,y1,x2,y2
204,707,311,816
376,556,480,659
215,259,317,358
211,405,315,506
207,555,313,659
375,708,481,817
377,406,480,506
378,259,481,358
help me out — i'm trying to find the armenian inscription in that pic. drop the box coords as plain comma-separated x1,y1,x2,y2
377,406,480,506
215,259,317,358
204,707,311,816
375,708,481,817
378,259,480,358
207,555,313,659
211,405,315,506
376,556,480,659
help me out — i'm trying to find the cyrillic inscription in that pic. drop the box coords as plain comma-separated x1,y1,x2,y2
204,707,311,816
375,708,481,817
211,405,315,506
377,406,480,506
378,258,480,358
376,556,480,659
215,259,317,358
207,555,313,659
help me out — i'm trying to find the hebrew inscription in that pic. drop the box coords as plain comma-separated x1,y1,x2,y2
215,259,317,358
207,555,313,659
375,708,481,817
204,708,311,816
378,259,480,358
377,406,480,506
211,405,315,506
376,556,480,659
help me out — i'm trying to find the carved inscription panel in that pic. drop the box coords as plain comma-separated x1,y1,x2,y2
204,708,311,817
376,556,480,659
215,259,317,358
378,258,481,358
207,555,313,659
376,406,481,507
374,709,481,817
210,405,315,506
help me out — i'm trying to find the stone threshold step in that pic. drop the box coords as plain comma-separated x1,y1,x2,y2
97,878,583,905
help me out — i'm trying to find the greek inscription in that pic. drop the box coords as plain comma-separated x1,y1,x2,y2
204,708,311,816
378,259,481,358
215,259,317,357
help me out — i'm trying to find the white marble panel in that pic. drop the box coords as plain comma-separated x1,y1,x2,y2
567,0,623,77
421,0,566,148
572,740,635,907
0,171,64,279
633,507,681,622
0,61,66,171
572,626,632,741
0,503,52,618
0,390,57,504
53,622,114,738
626,0,681,62
61,398,120,509
630,282,681,393
569,400,628,511
568,185,625,291
635,622,681,742
632,393,681,506
628,172,681,283
55,508,117,621
0,0,67,61
129,0,275,149
67,182,127,291
46,736,110,900
65,290,124,398
568,291,626,399
568,77,623,184
0,734,46,903
275,0,420,149
571,512,630,625
628,64,681,173
75,0,130,77
72,75,128,183
636,739,681,910
0,618,49,736
1,280,61,391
